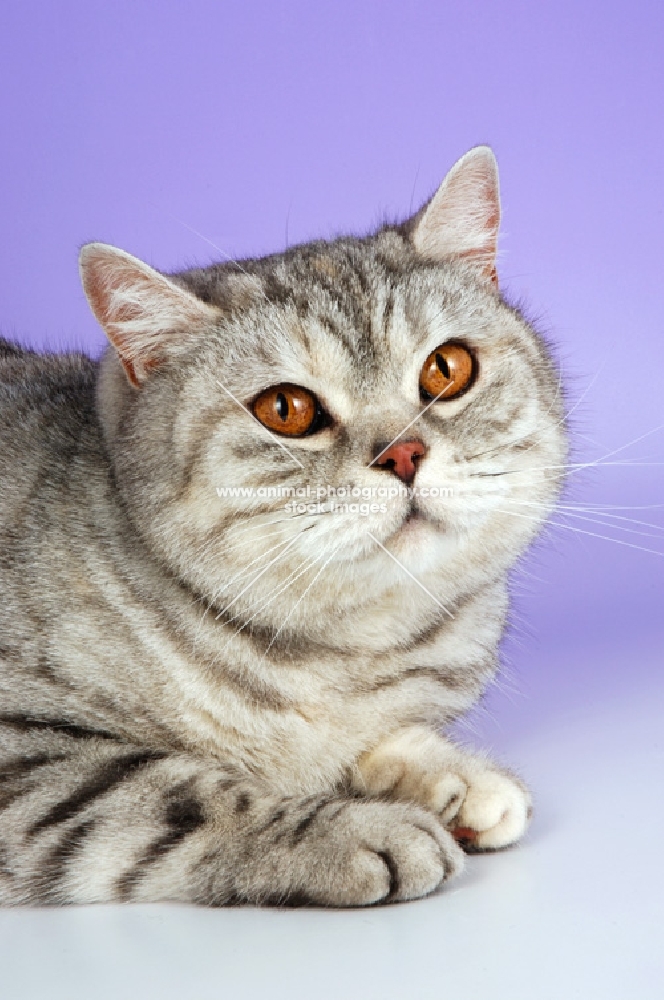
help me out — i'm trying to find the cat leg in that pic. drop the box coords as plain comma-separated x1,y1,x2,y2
355,726,532,851
0,728,463,905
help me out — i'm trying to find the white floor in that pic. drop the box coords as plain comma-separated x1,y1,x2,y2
2,631,663,1000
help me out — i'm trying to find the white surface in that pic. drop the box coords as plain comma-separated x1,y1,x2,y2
2,633,663,1000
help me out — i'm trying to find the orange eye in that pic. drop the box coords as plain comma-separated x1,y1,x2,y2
419,342,475,401
252,383,319,437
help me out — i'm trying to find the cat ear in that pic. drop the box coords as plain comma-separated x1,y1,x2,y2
408,146,500,286
79,243,220,387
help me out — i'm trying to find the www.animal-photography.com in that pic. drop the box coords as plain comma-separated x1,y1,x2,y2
0,2,662,998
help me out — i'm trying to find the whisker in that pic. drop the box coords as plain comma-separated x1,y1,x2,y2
471,460,664,478
500,499,664,541
192,517,320,648
504,497,664,531
469,415,664,479
494,507,664,558
514,360,605,459
218,545,332,654
213,529,310,597
214,530,310,621
259,539,344,660
366,530,453,616
157,208,271,304
586,420,664,467
462,359,571,463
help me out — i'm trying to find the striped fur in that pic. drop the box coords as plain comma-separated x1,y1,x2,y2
0,149,566,905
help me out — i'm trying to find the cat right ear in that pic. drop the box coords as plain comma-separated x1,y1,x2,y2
407,146,501,287
79,243,220,387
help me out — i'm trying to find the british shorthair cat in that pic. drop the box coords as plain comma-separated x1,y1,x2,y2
0,147,565,905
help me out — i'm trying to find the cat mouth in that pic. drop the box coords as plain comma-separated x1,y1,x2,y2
395,504,448,537
392,504,430,537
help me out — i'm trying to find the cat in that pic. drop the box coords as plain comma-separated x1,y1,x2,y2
0,147,566,906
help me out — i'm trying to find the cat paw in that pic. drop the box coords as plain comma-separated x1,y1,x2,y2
449,771,532,851
292,800,464,906
355,729,532,854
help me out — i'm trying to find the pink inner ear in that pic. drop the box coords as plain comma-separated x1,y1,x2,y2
82,263,162,385
80,243,221,388
411,147,500,281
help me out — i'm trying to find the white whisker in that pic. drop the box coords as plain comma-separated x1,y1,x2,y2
494,507,664,558
501,498,664,541
214,531,305,621
366,531,454,616
260,539,344,660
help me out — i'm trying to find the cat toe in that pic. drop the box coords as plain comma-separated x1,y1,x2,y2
429,773,468,823
452,772,531,851
308,800,464,906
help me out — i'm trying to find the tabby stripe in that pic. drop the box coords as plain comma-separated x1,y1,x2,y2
234,791,251,814
0,753,68,783
116,783,204,900
40,819,96,901
382,285,394,333
0,844,11,878
0,754,69,813
272,797,350,846
0,785,33,813
366,666,470,693
28,751,166,838
253,806,287,836
0,714,121,742
115,826,197,901
290,797,332,845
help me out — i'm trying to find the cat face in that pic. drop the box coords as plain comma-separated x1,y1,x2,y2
84,148,566,645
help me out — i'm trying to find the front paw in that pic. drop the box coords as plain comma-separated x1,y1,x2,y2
277,800,464,907
449,770,532,851
328,800,464,905
396,766,531,851
357,729,532,852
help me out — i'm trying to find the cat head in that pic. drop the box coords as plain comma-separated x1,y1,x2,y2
81,147,566,650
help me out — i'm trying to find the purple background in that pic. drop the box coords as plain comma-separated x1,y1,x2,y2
1,0,662,730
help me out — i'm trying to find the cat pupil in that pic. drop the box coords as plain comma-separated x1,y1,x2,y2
435,353,450,379
276,392,289,420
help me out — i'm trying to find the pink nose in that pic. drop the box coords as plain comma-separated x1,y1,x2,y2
374,440,426,484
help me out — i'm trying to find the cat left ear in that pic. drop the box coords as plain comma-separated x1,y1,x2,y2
79,243,220,387
408,146,500,287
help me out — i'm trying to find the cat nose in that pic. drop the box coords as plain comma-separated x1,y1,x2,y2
373,439,426,485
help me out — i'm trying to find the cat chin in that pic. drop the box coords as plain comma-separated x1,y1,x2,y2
382,513,460,570
390,509,432,539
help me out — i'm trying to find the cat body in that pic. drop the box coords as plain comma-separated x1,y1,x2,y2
0,149,566,905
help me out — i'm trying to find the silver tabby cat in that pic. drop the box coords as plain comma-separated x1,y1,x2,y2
0,148,566,905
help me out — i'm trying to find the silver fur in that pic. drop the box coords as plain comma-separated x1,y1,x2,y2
0,148,566,906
